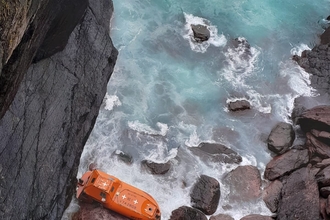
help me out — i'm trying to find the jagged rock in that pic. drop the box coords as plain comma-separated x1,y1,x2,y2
264,149,309,181
299,106,330,133
228,100,251,111
306,132,330,160
327,196,330,215
169,206,207,220
267,122,295,154
262,180,283,213
72,202,130,220
142,160,171,175
316,166,330,187
0,0,118,219
189,142,242,164
240,214,273,220
321,187,330,198
209,213,234,220
316,158,330,169
191,24,210,42
223,165,261,202
190,175,220,215
277,167,319,220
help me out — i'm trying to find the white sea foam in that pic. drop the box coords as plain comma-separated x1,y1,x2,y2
290,43,311,56
104,93,122,111
128,121,169,136
183,13,227,53
221,37,260,88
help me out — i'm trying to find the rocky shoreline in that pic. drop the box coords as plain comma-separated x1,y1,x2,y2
1,0,330,219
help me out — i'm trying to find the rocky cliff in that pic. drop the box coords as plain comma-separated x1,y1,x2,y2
0,0,118,219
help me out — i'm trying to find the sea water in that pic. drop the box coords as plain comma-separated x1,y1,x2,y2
63,0,330,219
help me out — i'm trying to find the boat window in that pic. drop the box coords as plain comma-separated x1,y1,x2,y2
110,186,115,192
91,178,96,183
100,191,106,198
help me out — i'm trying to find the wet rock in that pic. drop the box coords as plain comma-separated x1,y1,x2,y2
72,202,130,220
142,160,171,175
264,149,309,181
223,165,261,202
277,167,319,220
190,175,220,215
169,206,207,220
191,24,210,42
0,0,118,219
262,180,283,213
267,122,295,154
228,100,251,111
316,158,330,169
316,165,330,187
240,214,273,220
209,213,234,220
189,142,242,164
298,105,330,133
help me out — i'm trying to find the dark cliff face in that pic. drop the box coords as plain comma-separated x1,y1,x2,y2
0,0,118,219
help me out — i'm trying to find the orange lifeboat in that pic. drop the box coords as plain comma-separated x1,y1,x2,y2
76,169,161,220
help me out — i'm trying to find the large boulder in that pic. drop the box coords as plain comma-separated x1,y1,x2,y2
264,149,309,181
262,180,283,213
298,106,330,133
267,122,295,154
169,206,207,220
277,167,319,220
223,165,261,202
306,132,330,160
189,142,242,164
0,0,118,219
72,202,129,220
190,175,220,215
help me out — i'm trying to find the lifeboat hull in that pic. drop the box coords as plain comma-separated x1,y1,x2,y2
76,169,161,220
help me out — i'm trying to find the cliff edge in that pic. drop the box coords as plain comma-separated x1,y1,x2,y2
0,0,118,219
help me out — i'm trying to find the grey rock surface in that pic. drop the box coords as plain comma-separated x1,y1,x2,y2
0,0,118,219
267,122,295,154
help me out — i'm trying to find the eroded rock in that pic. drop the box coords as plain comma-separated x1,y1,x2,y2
191,24,210,42
262,180,283,213
240,214,273,220
210,213,234,220
228,100,251,111
142,160,171,175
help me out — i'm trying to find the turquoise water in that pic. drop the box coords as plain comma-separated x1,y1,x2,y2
66,1,330,219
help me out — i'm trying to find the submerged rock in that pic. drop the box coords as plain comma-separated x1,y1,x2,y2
142,160,171,175
267,122,295,154
169,206,207,220
190,175,220,215
189,142,242,164
191,24,210,42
